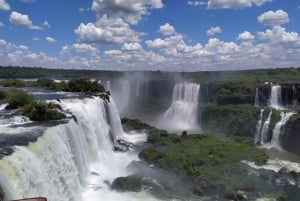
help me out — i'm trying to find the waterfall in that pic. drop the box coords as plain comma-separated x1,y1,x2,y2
136,80,140,97
106,80,111,91
260,110,272,144
270,111,295,149
160,83,200,131
110,80,130,114
254,88,259,107
255,109,264,144
268,85,283,109
0,97,152,201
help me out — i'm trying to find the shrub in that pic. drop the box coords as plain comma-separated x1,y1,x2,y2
22,101,66,121
0,90,7,99
6,89,34,109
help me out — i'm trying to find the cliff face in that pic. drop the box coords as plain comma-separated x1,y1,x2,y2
281,114,300,155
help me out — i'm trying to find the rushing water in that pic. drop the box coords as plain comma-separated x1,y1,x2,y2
268,85,283,110
0,97,158,201
255,87,260,107
160,83,200,131
255,109,264,144
260,110,272,144
270,111,295,149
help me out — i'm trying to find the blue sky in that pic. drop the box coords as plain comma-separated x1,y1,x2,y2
0,0,299,71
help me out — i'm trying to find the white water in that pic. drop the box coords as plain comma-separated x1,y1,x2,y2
136,80,140,97
111,80,130,114
0,97,157,201
255,87,259,107
260,110,272,144
160,83,200,131
268,85,283,110
255,109,264,144
270,111,295,149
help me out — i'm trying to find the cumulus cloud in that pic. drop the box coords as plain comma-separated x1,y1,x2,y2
72,43,99,55
0,0,10,10
75,16,140,44
207,26,222,36
91,0,163,24
43,21,51,28
258,10,289,26
9,11,42,30
46,37,56,43
0,22,4,28
207,0,272,9
237,31,255,41
158,23,176,36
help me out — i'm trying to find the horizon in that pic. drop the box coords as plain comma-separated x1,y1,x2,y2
0,0,299,71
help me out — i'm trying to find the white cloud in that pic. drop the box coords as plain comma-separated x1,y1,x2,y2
43,21,51,28
207,0,272,9
207,26,222,36
237,31,255,41
72,43,99,55
258,10,289,26
0,22,4,28
158,23,176,36
9,11,42,30
91,0,163,24
188,1,207,6
0,0,10,10
46,37,56,43
75,16,140,44
32,37,40,41
121,43,143,51
19,0,35,3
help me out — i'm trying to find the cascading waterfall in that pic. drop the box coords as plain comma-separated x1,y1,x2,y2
160,83,200,131
260,110,272,144
0,97,154,201
269,85,283,109
111,80,130,114
270,111,295,149
255,109,264,144
136,80,140,97
106,81,111,91
254,87,259,107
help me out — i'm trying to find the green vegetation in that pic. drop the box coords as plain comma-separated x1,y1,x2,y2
121,117,154,131
201,104,260,137
5,89,35,109
0,90,7,99
140,132,267,199
22,102,66,121
111,175,143,192
4,89,66,121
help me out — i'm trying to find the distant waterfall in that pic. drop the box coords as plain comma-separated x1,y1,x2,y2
268,85,283,109
110,80,130,114
136,80,140,97
160,83,200,131
0,97,151,201
271,111,295,148
106,80,111,91
255,109,264,144
260,110,272,144
254,88,259,107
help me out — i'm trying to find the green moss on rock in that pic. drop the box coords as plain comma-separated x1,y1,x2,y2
201,104,260,137
111,175,143,192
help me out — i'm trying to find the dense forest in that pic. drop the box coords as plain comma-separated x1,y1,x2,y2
1,66,300,84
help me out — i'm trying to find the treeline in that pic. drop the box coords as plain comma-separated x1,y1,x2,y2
1,66,300,84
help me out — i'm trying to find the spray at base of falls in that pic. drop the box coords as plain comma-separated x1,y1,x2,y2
160,83,200,131
0,97,156,201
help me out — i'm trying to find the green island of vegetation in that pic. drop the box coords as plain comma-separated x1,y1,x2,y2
121,118,268,200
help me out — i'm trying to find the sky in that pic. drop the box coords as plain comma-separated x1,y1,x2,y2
0,0,300,71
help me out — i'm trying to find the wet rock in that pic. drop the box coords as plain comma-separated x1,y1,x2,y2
111,175,143,192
